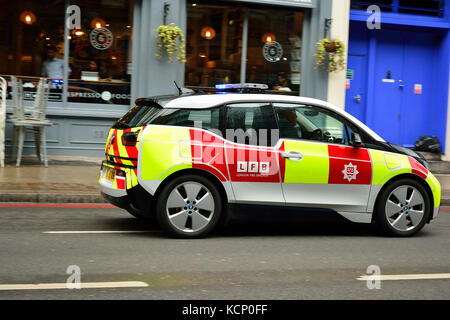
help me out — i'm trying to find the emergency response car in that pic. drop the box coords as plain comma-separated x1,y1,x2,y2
99,85,441,238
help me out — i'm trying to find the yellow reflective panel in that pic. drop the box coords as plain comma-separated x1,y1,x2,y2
283,140,329,184
370,150,413,186
370,150,391,185
105,129,113,154
141,126,192,181
385,154,402,169
426,173,441,208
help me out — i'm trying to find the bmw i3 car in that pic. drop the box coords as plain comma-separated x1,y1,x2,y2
99,86,441,238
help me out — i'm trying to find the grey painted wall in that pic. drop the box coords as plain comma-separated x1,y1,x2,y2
131,0,187,101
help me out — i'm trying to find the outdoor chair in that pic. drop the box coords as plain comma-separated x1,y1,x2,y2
8,76,52,167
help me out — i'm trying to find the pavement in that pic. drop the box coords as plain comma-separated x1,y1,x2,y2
0,155,104,203
1,154,450,205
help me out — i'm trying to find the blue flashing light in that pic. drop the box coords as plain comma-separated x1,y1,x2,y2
215,84,232,90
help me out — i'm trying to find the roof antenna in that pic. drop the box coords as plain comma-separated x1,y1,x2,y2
174,81,182,95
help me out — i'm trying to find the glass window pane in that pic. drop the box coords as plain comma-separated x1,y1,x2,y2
0,0,65,102
185,1,243,89
67,0,133,105
246,9,304,94
274,103,356,146
225,103,277,146
152,108,221,131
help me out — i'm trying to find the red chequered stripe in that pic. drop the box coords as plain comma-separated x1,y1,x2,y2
190,129,228,182
328,145,372,185
408,156,428,179
116,177,126,189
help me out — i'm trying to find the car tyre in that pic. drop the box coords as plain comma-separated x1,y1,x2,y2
375,178,431,237
156,175,223,238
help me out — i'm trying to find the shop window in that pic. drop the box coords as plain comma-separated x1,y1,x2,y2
185,1,302,94
246,9,303,93
0,0,66,101
185,2,243,89
68,0,133,105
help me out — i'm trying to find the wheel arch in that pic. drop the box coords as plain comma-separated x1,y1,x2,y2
372,173,434,223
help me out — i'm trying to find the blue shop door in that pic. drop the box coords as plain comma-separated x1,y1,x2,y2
345,55,368,123
371,29,435,147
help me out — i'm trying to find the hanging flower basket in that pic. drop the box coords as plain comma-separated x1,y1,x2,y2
315,38,346,72
155,23,186,63
324,40,340,53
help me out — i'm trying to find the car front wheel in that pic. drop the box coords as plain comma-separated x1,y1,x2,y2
156,175,222,238
375,179,431,237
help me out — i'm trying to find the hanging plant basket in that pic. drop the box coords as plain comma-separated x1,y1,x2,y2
324,40,340,53
155,23,186,63
315,38,346,72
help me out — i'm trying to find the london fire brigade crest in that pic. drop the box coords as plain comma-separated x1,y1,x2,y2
342,163,359,182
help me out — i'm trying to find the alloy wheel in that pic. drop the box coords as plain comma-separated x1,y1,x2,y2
165,182,215,233
385,185,425,232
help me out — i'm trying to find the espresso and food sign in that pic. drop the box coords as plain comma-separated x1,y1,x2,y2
230,0,316,8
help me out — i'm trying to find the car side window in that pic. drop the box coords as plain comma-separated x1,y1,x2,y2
151,107,221,131
225,103,278,147
273,103,360,146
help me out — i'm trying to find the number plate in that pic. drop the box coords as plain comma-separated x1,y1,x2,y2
105,167,115,182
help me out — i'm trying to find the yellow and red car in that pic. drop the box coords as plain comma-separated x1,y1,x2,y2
99,90,440,238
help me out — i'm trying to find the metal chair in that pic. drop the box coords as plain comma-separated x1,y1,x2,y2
9,77,52,167
0,77,6,167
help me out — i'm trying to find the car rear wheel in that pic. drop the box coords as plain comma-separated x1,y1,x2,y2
156,175,222,238
375,179,431,237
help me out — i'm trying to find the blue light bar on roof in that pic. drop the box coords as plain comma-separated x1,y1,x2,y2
215,83,269,90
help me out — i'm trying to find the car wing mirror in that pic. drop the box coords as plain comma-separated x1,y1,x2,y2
351,132,363,147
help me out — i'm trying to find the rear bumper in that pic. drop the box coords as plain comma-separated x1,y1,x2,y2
99,163,154,213
101,192,131,210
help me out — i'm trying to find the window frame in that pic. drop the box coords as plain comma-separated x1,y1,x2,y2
272,102,367,147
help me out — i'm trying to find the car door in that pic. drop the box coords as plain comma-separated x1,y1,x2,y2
273,103,372,213
224,102,285,205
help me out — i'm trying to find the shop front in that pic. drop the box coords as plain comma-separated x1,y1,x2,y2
1,0,331,157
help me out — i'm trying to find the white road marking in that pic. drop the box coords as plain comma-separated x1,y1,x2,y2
42,230,158,234
357,273,450,281
0,281,149,291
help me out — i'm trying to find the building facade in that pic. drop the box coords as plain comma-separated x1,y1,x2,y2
1,0,344,157
346,0,450,156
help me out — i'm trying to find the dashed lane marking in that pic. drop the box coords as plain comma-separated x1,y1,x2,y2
0,281,149,291
357,273,450,281
43,230,158,234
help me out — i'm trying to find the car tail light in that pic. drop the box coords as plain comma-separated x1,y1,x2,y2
121,131,140,147
115,169,126,178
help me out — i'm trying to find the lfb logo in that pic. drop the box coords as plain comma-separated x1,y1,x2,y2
237,161,270,174
342,163,359,182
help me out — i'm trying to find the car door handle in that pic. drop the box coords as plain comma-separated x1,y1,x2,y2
281,151,303,161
